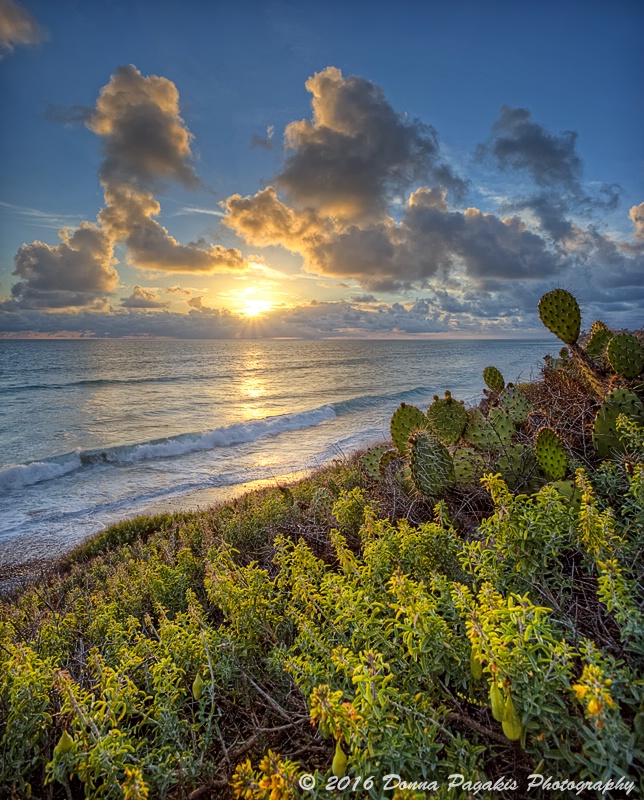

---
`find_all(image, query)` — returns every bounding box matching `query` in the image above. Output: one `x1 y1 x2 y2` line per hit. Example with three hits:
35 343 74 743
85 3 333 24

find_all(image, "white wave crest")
0 454 82 491
127 406 337 462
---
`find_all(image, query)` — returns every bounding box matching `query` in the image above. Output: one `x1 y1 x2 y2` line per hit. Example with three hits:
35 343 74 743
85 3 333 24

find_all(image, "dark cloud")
351 294 377 303
479 105 582 190
226 185 562 292
0 0 46 56
120 285 169 309
89 65 199 191
274 67 466 221
10 222 118 309
478 105 623 242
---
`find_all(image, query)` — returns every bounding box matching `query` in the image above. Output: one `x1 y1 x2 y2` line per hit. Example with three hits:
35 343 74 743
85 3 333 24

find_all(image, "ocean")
0 338 556 564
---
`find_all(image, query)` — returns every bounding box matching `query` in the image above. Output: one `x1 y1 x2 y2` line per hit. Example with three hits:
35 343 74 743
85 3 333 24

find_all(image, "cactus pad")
427 390 468 444
483 366 505 394
379 448 398 474
395 465 415 495
500 385 533 424
606 333 644 379
538 289 581 345
408 430 455 497
487 408 515 447
464 408 514 452
360 445 390 479
590 320 609 337
593 389 644 459
496 444 538 490
550 480 582 511
390 403 427 454
535 427 568 481
453 447 488 484
585 324 612 360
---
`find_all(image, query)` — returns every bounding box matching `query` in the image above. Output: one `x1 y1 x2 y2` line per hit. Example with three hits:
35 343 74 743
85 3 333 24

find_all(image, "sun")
243 298 273 317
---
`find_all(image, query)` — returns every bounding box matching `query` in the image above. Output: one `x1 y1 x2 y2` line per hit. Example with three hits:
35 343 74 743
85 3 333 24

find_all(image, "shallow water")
0 338 556 563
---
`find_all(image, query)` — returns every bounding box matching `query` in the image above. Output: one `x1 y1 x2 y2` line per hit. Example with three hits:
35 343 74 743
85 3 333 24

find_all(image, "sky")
0 0 642 339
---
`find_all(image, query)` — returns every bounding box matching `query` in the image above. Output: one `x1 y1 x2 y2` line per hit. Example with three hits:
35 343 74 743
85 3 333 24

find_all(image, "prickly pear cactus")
538 289 581 345
395 465 415 494
360 445 391 479
408 430 455 497
379 448 398 474
535 427 568 481
500 385 533 425
464 409 514 452
483 366 505 394
606 333 644 380
496 444 538 490
453 447 488 484
427 390 468 445
390 403 427 454
585 322 612 360
487 408 515 448
593 389 644 459
590 320 610 337
550 480 582 511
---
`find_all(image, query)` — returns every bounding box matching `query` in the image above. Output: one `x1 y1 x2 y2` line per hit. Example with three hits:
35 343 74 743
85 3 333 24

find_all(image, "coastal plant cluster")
1 291 643 799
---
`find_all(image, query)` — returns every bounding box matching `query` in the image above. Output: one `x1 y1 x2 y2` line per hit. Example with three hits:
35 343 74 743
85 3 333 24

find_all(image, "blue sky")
0 0 642 338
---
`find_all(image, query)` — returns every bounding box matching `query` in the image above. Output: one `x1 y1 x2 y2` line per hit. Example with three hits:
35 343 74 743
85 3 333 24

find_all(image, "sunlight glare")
243 298 272 316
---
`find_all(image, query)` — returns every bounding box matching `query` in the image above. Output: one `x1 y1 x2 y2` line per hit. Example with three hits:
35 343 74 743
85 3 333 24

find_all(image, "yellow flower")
572 684 589 700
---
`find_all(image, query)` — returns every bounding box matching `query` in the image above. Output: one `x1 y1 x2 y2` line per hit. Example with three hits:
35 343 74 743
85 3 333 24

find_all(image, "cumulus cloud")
225 184 562 292
187 296 204 309
0 0 46 56
165 285 192 296
120 285 169 309
99 186 245 273
10 223 118 309
222 73 569 294
4 65 642 330
479 105 582 189
223 83 641 309
477 105 622 241
351 294 377 303
274 66 465 221
89 65 199 191
8 65 246 309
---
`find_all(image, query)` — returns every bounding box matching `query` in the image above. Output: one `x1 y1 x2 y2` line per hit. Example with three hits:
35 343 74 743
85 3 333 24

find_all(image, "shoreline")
0 462 337 595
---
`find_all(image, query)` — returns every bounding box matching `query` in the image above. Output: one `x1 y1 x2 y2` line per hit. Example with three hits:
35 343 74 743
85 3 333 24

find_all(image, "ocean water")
0 338 556 564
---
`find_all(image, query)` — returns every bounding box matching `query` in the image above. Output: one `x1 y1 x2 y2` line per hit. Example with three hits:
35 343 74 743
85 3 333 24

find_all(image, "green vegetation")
1 291 643 799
